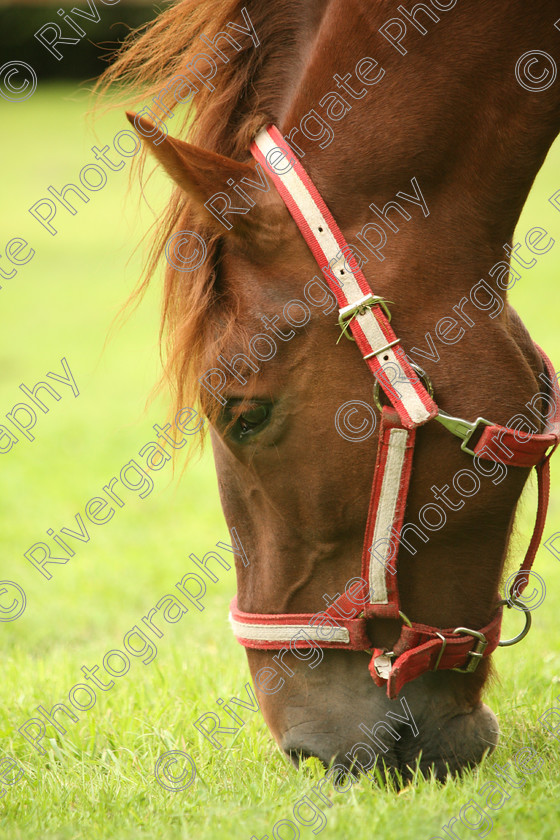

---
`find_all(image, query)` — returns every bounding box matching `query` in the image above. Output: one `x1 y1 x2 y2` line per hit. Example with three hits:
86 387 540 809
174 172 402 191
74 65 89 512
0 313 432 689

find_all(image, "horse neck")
277 1 560 298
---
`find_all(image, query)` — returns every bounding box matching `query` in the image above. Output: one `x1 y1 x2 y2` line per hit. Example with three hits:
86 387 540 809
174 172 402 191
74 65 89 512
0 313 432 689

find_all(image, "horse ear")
125 112 287 244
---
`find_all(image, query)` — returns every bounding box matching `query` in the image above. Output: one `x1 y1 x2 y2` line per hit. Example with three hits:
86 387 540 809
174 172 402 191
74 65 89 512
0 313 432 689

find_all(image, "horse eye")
238 404 270 432
222 400 272 441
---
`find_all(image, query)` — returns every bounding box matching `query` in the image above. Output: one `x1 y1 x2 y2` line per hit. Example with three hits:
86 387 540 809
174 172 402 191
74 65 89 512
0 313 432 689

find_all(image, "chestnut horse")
99 0 560 779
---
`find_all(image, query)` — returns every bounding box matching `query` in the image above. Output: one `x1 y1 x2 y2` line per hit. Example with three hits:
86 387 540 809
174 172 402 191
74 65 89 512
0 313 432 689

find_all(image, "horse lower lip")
280 701 499 781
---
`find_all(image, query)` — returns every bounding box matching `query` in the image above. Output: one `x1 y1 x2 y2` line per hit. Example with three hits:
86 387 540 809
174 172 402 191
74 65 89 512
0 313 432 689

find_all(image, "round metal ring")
497 597 532 647
373 362 434 413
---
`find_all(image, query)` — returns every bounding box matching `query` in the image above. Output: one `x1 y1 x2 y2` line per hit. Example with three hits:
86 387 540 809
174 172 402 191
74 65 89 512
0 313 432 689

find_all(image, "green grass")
0 83 560 840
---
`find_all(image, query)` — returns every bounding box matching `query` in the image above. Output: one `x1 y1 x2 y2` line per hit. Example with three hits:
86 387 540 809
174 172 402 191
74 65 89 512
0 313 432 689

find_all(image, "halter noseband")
229 124 560 699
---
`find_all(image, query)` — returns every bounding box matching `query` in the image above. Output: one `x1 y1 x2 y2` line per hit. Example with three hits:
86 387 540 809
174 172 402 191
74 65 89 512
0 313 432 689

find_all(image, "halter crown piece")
229 124 560 699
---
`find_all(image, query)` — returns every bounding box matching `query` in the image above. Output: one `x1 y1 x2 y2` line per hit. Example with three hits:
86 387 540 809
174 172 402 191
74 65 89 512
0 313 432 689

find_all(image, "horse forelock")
95 0 319 439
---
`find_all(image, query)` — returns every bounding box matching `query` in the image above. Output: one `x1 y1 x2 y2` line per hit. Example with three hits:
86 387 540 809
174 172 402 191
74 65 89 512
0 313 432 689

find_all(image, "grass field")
1 84 560 840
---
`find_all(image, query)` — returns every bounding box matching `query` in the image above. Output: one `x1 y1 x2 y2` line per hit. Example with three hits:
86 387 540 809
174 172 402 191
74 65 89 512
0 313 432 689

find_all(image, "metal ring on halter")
496 597 532 647
373 362 434 413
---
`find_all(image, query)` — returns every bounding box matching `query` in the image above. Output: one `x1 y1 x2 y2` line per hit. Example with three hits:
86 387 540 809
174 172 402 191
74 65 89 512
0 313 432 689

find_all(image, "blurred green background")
0 82 559 839
0 1 157 80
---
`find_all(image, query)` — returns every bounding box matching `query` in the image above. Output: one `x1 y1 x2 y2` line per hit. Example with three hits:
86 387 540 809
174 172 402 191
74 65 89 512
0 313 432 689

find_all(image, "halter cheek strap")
228 124 560 699
251 124 438 430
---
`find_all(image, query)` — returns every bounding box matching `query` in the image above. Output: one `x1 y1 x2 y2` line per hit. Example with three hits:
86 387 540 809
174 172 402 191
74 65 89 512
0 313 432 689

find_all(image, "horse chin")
412 702 500 782
279 700 499 784
252 653 500 784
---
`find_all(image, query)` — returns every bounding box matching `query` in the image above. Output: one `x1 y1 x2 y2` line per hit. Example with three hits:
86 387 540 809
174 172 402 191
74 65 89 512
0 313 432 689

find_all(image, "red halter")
229 124 560 699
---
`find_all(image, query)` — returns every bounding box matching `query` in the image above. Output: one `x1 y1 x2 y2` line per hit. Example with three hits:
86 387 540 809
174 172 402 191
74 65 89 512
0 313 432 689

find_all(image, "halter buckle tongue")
450 627 489 673
435 411 492 456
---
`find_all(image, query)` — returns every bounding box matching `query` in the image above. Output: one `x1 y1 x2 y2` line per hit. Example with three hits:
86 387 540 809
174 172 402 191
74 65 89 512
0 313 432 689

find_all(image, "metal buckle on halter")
435 411 493 457
337 294 392 341
372 611 411 679
373 651 395 680
433 632 447 672
450 627 489 673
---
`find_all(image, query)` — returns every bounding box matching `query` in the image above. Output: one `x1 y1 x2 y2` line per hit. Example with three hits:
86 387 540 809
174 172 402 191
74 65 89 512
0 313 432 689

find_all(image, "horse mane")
95 0 310 438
